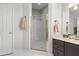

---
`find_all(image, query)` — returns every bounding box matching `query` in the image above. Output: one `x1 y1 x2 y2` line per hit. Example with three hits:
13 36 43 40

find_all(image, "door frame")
30 15 48 52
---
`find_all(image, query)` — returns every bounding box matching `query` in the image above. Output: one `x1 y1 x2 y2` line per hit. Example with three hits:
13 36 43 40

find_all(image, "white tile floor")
7 49 52 56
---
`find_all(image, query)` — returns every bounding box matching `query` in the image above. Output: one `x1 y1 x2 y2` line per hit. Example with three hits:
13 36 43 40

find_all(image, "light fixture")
73 5 78 10
69 4 74 8
38 3 41 5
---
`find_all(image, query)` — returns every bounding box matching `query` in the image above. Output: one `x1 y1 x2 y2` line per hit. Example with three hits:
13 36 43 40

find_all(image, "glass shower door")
31 15 48 51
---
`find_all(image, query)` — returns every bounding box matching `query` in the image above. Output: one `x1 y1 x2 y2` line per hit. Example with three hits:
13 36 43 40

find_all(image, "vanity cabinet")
53 39 65 56
53 39 79 56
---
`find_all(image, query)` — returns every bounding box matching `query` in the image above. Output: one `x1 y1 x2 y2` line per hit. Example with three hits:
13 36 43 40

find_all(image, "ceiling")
69 3 79 12
32 3 48 10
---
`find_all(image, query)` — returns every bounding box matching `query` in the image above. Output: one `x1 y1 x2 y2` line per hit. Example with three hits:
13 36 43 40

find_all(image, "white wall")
13 4 23 50
62 4 70 34
48 3 62 53
51 3 62 35
23 3 32 49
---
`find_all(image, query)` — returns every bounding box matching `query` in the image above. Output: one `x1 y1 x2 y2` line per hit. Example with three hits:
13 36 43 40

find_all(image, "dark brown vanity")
53 39 79 56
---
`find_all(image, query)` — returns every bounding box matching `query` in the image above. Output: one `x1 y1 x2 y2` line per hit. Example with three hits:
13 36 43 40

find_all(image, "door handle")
9 32 12 34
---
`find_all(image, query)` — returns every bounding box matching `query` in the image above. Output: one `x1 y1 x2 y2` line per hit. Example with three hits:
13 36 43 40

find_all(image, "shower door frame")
30 15 48 52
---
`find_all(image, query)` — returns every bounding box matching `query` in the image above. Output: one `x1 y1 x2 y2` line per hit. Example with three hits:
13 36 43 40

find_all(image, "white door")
0 5 13 55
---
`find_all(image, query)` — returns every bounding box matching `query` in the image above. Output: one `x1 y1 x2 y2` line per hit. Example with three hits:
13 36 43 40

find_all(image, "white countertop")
53 35 79 45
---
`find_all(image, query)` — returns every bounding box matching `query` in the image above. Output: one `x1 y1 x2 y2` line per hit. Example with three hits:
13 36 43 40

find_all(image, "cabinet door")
65 42 79 56
53 39 65 56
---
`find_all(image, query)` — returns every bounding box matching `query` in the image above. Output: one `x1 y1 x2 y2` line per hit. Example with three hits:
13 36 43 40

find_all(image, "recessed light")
38 3 41 5
69 4 74 8
73 6 78 10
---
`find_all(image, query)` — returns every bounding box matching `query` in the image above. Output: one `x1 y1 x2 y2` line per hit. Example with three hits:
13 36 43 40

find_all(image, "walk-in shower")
31 3 48 51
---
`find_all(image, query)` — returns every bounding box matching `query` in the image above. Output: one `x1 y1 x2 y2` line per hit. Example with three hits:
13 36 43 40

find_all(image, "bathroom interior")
1 3 79 56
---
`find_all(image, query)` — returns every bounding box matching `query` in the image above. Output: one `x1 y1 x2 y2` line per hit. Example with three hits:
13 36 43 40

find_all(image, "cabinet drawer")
57 50 65 56
53 39 64 46
53 44 65 52
53 43 58 49
65 42 79 56
53 49 64 56
53 49 58 56
58 46 65 52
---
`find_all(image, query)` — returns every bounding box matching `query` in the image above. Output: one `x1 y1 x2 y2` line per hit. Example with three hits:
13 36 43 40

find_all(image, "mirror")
62 3 79 38
62 3 70 36
69 4 78 35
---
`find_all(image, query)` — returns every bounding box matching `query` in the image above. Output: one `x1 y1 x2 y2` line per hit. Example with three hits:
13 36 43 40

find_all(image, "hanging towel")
53 20 59 33
66 22 68 33
21 16 26 30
